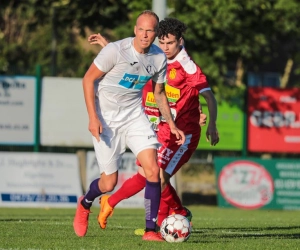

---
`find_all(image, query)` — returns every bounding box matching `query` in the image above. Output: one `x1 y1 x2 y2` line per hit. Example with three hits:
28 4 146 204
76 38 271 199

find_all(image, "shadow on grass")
194 225 300 231
189 226 300 241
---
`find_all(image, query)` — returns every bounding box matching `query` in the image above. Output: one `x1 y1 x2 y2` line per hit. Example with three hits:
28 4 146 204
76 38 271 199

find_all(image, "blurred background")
0 0 299 210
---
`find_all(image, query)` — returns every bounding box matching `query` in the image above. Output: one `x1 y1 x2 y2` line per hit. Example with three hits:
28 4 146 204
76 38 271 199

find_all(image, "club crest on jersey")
146 65 152 74
169 68 176 79
119 73 151 89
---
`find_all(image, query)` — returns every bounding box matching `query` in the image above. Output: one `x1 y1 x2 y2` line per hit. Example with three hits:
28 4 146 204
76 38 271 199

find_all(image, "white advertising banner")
0 152 82 208
0 76 36 145
86 151 176 208
40 77 92 147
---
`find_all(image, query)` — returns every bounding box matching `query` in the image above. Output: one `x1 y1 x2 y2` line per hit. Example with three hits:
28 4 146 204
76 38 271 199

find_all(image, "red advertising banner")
248 87 300 153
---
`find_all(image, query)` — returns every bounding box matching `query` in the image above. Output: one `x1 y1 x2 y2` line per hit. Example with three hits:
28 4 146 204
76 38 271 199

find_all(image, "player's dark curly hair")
157 18 187 40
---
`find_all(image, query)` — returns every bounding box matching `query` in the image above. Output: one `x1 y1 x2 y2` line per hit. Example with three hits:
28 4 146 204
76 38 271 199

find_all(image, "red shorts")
136 132 200 177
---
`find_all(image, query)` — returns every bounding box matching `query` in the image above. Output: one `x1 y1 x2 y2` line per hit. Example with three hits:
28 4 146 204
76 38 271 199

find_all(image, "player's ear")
179 37 184 46
134 25 137 36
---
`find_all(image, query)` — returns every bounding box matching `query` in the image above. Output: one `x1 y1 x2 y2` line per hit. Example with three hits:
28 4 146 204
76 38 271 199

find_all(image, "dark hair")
137 10 159 24
157 18 187 40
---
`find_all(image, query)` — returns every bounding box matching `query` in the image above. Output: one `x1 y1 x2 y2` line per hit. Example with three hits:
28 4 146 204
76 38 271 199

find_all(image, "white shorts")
93 112 159 175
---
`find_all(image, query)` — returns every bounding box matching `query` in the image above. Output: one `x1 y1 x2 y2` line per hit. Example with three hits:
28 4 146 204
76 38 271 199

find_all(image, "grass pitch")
0 205 299 250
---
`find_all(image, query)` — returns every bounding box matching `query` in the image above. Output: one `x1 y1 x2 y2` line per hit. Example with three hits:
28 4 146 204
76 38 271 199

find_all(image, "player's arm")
88 33 109 47
200 90 219 146
82 63 106 142
152 81 185 145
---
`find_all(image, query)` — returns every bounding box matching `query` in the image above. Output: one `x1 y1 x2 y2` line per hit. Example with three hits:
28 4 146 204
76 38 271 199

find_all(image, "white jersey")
93 37 167 122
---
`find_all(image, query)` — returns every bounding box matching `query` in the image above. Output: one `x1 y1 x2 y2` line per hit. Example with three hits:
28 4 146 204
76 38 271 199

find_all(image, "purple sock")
144 180 161 231
81 178 103 209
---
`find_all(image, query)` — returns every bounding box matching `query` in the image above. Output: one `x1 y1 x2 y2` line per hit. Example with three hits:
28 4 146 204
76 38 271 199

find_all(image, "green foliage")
0 0 300 95
169 0 300 103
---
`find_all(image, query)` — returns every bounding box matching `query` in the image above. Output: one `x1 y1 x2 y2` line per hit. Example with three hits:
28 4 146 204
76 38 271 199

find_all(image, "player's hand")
89 117 103 142
206 123 219 146
170 125 186 145
88 33 109 47
199 110 207 127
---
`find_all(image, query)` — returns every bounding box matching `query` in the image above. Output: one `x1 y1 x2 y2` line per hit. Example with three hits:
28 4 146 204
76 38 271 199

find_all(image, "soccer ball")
160 214 192 243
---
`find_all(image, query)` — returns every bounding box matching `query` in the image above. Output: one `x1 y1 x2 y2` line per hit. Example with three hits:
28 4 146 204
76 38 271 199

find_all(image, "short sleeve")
182 59 210 92
152 55 167 84
93 43 118 73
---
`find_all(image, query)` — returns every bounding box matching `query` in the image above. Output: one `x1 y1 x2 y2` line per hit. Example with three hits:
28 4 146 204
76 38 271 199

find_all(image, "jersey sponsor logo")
119 73 151 89
160 108 176 123
157 147 174 161
161 147 174 157
147 115 161 131
158 159 166 164
148 135 156 139
165 83 180 103
169 68 176 79
145 83 180 107
145 92 157 107
130 62 138 66
144 106 159 113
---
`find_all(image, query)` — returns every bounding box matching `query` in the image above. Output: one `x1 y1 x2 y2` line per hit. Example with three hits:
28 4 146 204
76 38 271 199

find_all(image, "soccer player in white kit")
73 10 185 241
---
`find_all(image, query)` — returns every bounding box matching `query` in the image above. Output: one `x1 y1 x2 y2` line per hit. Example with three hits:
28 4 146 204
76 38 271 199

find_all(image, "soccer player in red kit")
90 18 219 231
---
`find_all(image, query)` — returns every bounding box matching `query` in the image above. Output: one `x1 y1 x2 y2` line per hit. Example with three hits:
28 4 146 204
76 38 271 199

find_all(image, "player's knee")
99 178 117 192
101 182 116 192
144 165 160 181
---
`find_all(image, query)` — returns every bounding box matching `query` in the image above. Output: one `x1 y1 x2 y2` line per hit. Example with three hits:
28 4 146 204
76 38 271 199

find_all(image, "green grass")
0 206 300 250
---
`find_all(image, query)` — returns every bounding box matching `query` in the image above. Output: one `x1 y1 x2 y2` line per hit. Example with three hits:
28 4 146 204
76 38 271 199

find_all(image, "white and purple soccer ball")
160 214 192 243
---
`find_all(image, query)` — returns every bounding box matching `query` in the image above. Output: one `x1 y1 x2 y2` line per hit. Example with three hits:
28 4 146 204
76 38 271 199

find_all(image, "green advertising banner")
215 157 300 210
198 98 244 150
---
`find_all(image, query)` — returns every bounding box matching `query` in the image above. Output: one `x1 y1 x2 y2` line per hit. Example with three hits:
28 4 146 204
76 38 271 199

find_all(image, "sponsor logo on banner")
248 87 300 153
0 77 36 144
0 152 82 208
218 160 274 209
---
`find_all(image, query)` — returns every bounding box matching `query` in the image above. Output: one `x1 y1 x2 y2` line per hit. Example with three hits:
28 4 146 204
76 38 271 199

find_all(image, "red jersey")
143 48 210 134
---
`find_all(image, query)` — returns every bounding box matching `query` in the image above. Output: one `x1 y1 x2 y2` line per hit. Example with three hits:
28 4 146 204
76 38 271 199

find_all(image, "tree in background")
0 0 137 76
170 0 300 105
0 0 299 101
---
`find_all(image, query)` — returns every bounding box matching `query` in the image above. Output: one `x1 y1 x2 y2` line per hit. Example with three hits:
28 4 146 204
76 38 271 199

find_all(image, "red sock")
157 199 169 227
161 183 186 216
108 173 146 207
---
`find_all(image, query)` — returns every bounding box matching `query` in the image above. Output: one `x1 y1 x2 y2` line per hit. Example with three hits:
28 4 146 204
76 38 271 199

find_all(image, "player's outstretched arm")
152 81 185 145
201 90 219 146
